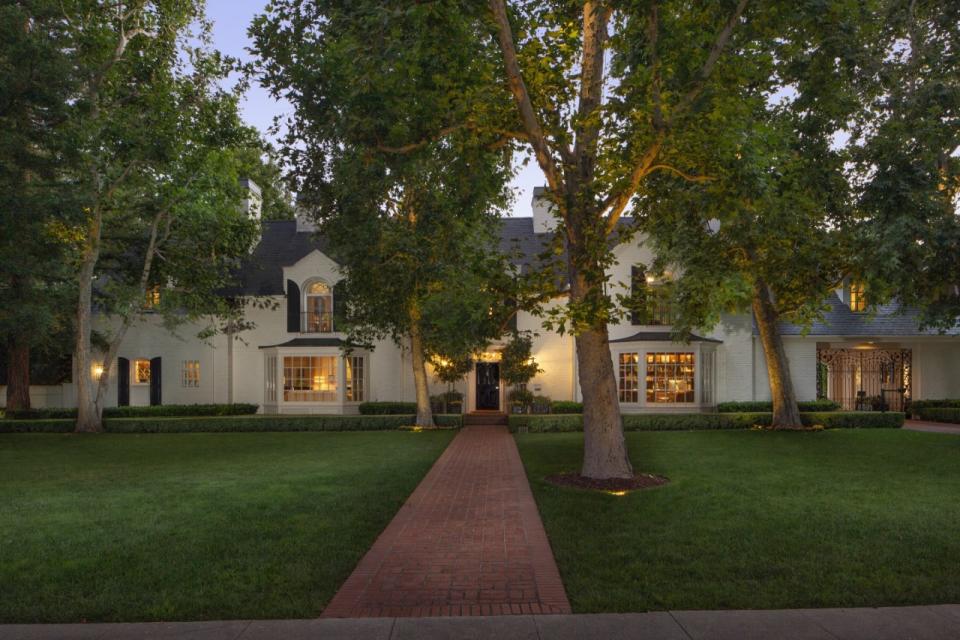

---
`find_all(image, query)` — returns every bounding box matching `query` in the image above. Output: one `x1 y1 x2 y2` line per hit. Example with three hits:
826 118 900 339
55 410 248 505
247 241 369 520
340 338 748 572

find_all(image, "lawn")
516 429 960 613
0 430 453 623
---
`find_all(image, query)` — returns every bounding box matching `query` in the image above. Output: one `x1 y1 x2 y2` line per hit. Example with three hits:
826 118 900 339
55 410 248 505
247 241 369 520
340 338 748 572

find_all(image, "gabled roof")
226 220 331 296
774 293 960 338
609 331 721 344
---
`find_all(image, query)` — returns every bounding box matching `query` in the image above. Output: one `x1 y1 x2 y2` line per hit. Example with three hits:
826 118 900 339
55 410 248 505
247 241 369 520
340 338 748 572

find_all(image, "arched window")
304 280 333 332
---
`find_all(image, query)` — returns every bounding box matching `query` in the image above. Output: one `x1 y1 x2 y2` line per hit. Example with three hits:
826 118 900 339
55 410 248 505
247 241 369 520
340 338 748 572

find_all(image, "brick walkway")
321 425 571 618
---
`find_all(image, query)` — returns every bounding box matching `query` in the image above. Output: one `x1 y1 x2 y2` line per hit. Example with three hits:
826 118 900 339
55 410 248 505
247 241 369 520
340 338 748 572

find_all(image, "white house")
6 189 960 413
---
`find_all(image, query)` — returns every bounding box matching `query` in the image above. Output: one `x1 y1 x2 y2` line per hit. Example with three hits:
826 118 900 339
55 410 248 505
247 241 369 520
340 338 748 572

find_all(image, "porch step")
463 412 508 426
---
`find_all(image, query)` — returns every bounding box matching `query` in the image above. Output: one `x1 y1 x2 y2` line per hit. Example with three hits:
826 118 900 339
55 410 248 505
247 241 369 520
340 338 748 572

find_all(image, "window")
144 286 161 309
630 267 674 326
700 350 715 406
265 356 277 402
283 355 337 402
181 360 200 388
618 352 640 403
646 352 695 403
133 359 151 384
346 356 364 402
304 281 333 333
849 281 866 312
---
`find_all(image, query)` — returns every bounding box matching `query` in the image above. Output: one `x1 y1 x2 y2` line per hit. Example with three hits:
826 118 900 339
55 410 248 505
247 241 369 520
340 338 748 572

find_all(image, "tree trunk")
5 338 31 412
74 255 103 433
752 279 803 429
576 325 634 479
408 314 434 428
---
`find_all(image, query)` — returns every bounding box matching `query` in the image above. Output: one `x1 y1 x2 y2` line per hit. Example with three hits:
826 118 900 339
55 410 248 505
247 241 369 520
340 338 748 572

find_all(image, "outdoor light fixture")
91 363 104 380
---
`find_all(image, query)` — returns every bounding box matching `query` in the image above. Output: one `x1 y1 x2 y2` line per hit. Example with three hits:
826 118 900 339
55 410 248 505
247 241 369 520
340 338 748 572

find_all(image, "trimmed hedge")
914 407 960 424
717 400 841 413
910 399 960 411
550 401 583 414
0 413 464 434
509 411 905 433
3 403 259 420
358 402 418 415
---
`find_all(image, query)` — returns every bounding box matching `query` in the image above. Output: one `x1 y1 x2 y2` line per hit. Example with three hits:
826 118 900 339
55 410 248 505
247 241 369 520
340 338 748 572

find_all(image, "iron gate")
816 348 912 411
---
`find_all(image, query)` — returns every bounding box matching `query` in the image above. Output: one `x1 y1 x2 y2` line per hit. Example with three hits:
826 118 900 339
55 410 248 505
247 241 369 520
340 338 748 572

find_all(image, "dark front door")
476 362 500 410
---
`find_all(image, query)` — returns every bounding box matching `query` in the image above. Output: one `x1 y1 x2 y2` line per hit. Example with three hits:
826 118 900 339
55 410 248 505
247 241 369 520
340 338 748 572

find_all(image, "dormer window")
849 281 866 313
304 280 333 333
144 286 161 309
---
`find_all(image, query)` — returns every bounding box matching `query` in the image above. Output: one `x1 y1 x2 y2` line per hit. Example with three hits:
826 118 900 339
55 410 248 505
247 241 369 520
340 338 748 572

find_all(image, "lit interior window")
849 281 866 312
181 360 200 388
646 352 695 403
134 359 151 384
618 352 639 403
283 355 337 402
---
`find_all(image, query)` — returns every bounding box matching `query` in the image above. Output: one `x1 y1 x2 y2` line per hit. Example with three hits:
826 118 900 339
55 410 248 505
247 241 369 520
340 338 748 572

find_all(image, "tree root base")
546 471 669 493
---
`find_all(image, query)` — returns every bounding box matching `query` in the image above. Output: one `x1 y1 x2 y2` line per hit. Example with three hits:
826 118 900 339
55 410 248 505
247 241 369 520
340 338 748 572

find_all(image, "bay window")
283 355 338 402
646 352 695 403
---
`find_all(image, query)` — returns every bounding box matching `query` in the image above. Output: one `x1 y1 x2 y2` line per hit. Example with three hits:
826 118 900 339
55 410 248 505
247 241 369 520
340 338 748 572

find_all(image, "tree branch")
673 0 749 121
487 0 565 196
646 164 714 182
572 2 613 184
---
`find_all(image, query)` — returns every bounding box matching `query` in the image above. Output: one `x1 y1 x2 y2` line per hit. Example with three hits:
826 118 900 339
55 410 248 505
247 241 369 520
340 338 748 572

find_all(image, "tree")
56 3 262 432
0 0 78 411
641 110 853 428
252 1 514 428
500 331 541 412
852 0 960 326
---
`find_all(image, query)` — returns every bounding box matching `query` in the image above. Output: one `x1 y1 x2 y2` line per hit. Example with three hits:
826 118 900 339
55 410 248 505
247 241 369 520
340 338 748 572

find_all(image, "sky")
206 0 542 217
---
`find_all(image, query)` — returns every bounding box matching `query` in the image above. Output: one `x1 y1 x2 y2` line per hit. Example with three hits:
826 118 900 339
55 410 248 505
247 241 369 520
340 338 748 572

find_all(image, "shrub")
550 401 583 414
0 414 464 434
910 399 960 411
358 402 418 415
3 404 259 420
507 388 535 405
509 411 904 433
717 399 841 413
914 407 960 424
433 414 463 428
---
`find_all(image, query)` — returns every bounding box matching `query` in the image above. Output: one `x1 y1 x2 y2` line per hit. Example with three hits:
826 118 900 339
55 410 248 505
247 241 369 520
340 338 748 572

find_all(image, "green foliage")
428 355 473 385
852 1 960 328
910 399 960 411
913 408 960 424
718 400 841 413
500 332 541 387
3 404 259 420
551 401 584 414
509 412 904 433
0 413 463 433
358 402 418 415
252 0 516 368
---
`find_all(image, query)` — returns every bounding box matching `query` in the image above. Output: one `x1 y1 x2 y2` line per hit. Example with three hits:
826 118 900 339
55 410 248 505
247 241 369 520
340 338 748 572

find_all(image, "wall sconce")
91 363 105 380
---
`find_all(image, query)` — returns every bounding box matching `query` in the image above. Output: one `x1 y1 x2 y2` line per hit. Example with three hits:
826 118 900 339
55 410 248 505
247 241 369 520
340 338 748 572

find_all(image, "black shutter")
149 357 162 406
332 279 348 332
117 357 130 406
287 279 301 332
630 266 647 325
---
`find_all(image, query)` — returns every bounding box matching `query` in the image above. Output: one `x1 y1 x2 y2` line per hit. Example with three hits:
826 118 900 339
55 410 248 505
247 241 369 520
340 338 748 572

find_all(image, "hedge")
0 413 463 434
509 411 905 433
550 401 583 414
3 403 259 420
910 399 960 411
358 402 418 415
913 407 960 424
717 399 841 413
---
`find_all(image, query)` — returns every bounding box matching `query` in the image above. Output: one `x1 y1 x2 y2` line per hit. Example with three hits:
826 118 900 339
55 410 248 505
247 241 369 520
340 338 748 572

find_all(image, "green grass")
0 430 453 623
516 429 960 612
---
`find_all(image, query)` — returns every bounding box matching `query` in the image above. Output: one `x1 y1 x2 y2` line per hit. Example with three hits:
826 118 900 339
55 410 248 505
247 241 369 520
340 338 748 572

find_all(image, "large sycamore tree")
252 1 514 428
853 0 960 327
57 1 265 432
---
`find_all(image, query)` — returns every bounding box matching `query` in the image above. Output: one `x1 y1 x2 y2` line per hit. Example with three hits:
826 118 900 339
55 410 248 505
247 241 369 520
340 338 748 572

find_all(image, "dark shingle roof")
609 331 721 344
227 220 331 296
774 293 960 337
258 337 346 348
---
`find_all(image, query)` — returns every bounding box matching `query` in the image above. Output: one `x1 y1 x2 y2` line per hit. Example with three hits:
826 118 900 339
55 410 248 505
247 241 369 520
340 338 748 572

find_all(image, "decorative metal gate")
816 348 912 411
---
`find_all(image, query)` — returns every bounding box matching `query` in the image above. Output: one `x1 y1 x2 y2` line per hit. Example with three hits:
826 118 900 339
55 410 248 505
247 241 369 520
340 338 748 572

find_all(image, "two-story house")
6 188 960 413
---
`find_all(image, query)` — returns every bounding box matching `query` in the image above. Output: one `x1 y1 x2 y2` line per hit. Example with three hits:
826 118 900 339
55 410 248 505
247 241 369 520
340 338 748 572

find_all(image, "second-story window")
631 266 675 326
849 281 866 312
305 281 333 332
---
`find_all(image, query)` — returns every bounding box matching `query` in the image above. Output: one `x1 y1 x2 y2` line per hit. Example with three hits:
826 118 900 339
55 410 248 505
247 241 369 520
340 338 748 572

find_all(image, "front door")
476 362 500 410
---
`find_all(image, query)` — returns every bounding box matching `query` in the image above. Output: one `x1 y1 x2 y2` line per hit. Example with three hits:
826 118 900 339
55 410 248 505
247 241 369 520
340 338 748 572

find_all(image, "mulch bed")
545 471 669 493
